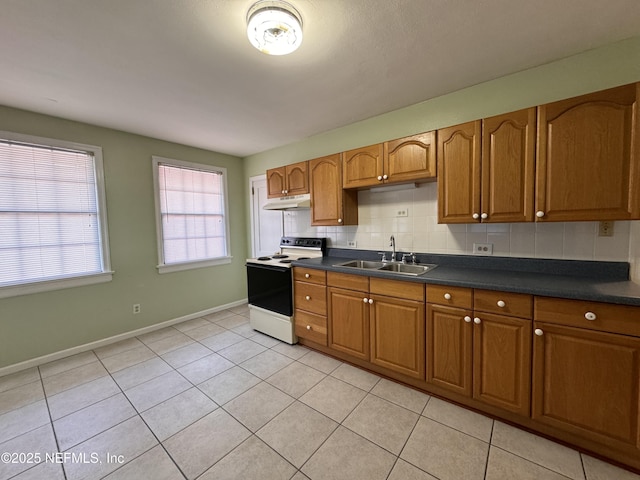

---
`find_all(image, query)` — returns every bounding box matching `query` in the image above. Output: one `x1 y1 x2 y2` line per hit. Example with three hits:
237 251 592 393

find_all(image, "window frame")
152 156 232 274
0 130 113 299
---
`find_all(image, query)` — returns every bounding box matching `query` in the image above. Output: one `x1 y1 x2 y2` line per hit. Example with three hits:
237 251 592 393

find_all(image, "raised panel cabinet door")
437 121 482 223
342 144 384 189
266 166 286 198
472 313 531 416
383 131 436 184
482 108 536 223
536 82 640 221
285 161 309 196
328 287 370 360
426 304 473 396
532 322 640 450
370 295 425 379
310 154 359 226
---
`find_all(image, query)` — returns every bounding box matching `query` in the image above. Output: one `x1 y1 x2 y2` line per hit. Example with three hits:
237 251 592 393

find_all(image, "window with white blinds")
152 156 231 273
0 131 112 297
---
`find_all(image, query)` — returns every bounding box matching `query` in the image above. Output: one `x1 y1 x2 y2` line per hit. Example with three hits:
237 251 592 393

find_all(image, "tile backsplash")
284 183 637 273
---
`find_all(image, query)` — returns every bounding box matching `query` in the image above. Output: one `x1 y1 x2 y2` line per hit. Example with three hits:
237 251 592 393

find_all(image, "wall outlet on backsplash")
347 240 357 247
396 208 408 217
473 243 493 255
599 221 614 237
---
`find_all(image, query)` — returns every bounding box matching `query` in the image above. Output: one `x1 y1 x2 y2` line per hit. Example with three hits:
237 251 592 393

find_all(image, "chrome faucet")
389 235 396 262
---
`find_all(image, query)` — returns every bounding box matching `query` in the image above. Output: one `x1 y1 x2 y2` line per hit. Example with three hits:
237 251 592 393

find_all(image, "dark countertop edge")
292 256 640 307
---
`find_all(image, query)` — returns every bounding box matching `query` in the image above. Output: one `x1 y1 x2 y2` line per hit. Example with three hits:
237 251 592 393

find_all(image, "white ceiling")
1 0 639 158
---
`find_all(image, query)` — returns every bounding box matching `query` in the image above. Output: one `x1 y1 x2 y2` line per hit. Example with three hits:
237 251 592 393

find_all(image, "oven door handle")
246 262 290 273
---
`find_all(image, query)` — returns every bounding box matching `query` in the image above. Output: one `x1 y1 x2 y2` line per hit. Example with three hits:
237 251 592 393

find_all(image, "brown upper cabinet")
536 83 640 221
342 132 437 189
266 161 309 198
309 154 358 226
438 108 536 223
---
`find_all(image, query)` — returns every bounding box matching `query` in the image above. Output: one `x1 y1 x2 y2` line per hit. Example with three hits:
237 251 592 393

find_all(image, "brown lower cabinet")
295 268 640 472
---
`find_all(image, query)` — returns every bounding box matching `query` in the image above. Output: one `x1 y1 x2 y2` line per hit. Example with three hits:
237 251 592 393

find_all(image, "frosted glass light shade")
247 1 303 55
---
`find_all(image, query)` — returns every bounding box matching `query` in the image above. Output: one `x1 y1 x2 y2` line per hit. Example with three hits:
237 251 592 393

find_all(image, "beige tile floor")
1 303 638 480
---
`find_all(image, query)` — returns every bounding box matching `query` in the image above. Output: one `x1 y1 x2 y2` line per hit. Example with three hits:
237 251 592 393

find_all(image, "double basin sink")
333 259 437 276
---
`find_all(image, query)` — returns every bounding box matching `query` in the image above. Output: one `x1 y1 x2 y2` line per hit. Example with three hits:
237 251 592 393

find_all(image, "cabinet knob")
305 295 311 301
368 298 374 304
535 328 544 336
481 213 488 219
382 174 388 180
363 297 368 303
585 311 597 321
337 218 343 223
473 317 481 324
306 325 311 330
281 190 286 194
536 211 545 218
497 300 506 308
305 273 310 278
472 213 480 220
444 293 452 300
377 175 383 181
464 316 472 323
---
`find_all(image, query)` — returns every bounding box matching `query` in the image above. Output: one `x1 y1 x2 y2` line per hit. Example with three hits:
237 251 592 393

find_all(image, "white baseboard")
0 298 248 377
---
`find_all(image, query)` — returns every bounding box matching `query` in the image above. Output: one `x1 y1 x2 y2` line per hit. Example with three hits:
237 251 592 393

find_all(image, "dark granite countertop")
292 250 640 307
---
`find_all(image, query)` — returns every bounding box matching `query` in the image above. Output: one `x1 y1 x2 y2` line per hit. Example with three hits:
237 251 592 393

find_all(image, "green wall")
243 36 640 244
0 108 247 368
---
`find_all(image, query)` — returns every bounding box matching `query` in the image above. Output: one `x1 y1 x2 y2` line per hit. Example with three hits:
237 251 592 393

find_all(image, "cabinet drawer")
370 277 424 301
474 289 532 318
427 285 473 309
327 271 369 292
294 267 326 285
294 282 327 315
534 297 640 337
295 309 327 345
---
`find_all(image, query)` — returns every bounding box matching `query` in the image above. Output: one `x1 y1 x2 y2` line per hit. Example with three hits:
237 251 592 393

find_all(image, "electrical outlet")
473 243 493 255
133 304 141 314
347 240 357 248
598 221 614 237
396 208 408 217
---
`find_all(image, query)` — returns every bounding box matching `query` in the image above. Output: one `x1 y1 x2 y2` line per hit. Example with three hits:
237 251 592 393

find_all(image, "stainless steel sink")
333 260 437 276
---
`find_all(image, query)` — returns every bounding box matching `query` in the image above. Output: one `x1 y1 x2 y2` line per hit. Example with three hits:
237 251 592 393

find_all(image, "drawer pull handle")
306 325 311 330
472 213 480 220
305 273 310 278
585 311 597 321
444 293 452 300
305 295 311 301
473 317 481 324
368 298 374 304
535 328 544 336
377 175 383 181
363 297 368 303
536 211 545 218
464 316 472 323
497 300 506 308
481 213 488 220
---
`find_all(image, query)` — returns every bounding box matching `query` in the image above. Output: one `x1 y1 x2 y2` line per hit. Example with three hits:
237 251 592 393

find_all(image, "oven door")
246 263 293 317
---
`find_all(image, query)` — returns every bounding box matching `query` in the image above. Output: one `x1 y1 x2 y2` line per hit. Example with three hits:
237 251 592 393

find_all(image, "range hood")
263 193 311 210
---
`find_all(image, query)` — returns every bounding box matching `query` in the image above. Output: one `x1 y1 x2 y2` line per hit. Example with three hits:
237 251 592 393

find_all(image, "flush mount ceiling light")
246 0 303 55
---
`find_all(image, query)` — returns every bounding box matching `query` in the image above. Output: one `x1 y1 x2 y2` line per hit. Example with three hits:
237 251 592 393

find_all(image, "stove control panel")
280 237 327 251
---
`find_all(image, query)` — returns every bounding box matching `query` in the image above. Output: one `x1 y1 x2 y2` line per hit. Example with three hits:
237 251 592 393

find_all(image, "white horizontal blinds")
158 163 227 264
0 140 102 286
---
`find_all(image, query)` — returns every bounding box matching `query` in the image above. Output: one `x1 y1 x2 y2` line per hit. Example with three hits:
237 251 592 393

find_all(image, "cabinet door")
437 121 482 223
370 295 425 379
426 304 473 396
266 166 286 198
532 322 640 450
482 108 536 223
473 313 531 416
384 132 436 184
309 154 358 226
536 82 640 221
328 287 370 360
285 161 309 196
342 144 384 189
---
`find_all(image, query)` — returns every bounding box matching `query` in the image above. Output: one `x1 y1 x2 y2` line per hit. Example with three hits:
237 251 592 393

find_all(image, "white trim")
157 256 232 274
0 272 114 299
151 155 232 273
0 298 248 377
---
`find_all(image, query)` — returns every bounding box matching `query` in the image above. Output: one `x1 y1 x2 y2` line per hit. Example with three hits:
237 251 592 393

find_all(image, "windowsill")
157 256 233 274
0 272 114 299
